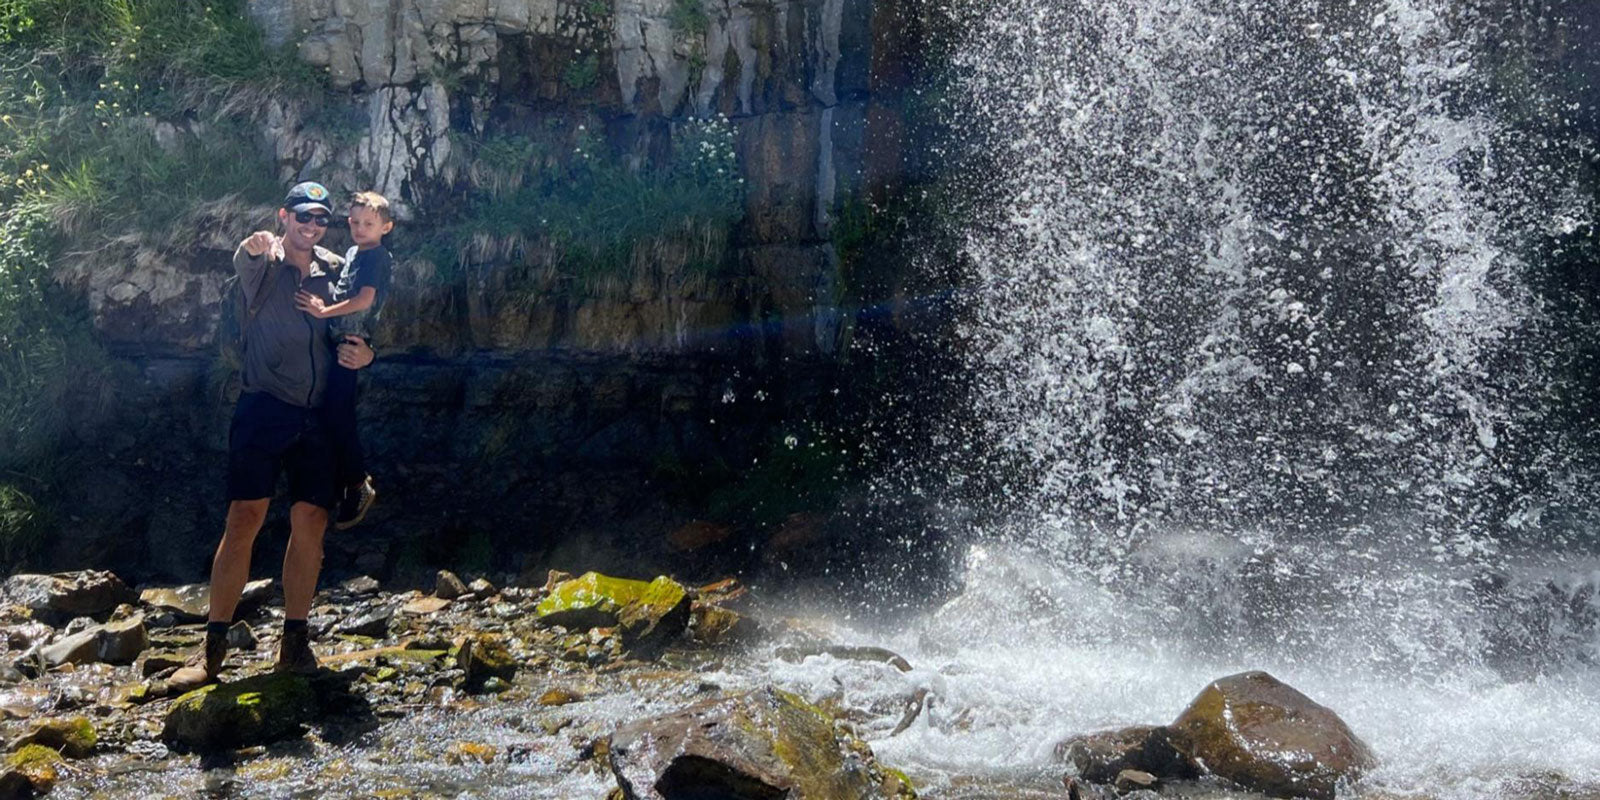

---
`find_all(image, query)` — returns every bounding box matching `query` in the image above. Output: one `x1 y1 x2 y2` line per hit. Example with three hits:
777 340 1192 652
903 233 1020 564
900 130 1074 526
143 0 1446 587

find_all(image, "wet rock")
775 645 912 672
1115 770 1158 793
0 769 30 799
139 651 186 678
338 605 395 638
3 624 52 651
468 578 499 598
3 571 136 622
162 672 317 752
435 571 468 601
690 604 759 646
4 745 61 794
696 578 750 609
458 635 516 691
40 615 148 667
340 576 381 597
536 573 691 658
401 596 451 616
610 686 915 800
1167 671 1374 800
225 621 257 651
538 688 581 706
138 585 208 621
1055 725 1196 784
139 579 273 622
446 740 498 764
6 716 96 758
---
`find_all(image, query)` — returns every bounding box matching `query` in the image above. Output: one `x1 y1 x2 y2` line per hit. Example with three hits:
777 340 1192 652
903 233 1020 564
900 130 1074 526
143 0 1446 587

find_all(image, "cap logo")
306 185 328 201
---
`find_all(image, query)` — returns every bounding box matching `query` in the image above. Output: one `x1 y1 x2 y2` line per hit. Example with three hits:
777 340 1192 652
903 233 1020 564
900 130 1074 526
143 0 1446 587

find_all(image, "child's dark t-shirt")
331 245 390 341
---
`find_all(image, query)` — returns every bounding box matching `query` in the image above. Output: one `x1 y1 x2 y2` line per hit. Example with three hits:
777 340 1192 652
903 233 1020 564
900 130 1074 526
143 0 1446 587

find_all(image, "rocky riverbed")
0 568 1595 800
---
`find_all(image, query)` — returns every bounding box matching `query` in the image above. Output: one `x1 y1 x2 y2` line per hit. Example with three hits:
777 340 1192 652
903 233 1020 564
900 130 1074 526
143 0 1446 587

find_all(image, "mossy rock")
534 572 656 628
459 635 516 690
5 744 63 793
1167 671 1374 800
8 715 96 758
609 686 915 799
161 672 318 752
536 572 691 658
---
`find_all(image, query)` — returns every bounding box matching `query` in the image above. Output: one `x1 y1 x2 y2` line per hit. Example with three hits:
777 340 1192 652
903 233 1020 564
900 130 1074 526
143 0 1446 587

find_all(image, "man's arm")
234 231 279 305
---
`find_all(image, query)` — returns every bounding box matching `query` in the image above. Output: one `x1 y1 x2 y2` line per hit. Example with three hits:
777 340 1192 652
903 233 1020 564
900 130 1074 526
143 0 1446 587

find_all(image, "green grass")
0 482 45 570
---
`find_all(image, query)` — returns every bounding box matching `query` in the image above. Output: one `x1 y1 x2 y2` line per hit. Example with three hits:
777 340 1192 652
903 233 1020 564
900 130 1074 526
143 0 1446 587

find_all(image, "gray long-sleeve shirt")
233 244 344 409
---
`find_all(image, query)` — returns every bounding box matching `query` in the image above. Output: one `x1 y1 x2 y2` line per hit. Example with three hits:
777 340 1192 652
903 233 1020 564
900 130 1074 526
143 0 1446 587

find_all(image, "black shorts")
227 391 338 510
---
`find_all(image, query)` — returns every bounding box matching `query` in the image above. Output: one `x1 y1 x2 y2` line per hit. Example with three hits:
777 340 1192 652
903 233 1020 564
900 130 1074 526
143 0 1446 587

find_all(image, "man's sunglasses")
293 210 332 227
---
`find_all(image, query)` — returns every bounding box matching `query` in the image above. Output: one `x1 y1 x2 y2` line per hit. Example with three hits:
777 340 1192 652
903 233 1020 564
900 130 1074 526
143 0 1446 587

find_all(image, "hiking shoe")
168 633 227 689
273 627 321 675
334 476 377 531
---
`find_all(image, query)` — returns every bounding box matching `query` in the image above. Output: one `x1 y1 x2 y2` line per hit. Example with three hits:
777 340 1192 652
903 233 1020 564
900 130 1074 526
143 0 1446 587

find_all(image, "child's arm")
295 286 376 319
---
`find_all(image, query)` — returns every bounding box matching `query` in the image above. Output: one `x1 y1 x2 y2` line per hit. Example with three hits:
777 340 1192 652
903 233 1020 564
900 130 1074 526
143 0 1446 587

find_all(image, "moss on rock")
535 572 691 657
161 672 317 752
6 744 63 793
8 715 96 759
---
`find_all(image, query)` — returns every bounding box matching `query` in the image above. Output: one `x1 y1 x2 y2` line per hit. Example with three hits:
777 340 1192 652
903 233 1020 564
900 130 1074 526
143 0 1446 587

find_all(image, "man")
171 182 375 687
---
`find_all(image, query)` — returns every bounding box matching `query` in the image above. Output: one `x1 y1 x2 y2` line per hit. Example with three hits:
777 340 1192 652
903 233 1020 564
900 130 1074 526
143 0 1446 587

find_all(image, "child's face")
348 206 393 248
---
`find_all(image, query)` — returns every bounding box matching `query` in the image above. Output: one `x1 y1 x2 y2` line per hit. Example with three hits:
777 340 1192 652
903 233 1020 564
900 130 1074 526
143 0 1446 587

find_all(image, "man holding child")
170 181 382 687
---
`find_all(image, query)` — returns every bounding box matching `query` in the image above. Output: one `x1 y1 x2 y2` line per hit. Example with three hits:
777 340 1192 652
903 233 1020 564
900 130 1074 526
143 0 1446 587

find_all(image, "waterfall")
873 3 1600 796
953 0 1590 538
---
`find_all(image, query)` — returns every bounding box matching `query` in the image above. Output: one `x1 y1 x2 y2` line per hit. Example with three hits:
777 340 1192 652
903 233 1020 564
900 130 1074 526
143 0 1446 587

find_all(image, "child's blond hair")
349 191 393 223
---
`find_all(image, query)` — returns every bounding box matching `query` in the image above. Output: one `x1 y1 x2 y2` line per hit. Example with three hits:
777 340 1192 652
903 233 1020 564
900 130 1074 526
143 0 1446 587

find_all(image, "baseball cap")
283 181 333 214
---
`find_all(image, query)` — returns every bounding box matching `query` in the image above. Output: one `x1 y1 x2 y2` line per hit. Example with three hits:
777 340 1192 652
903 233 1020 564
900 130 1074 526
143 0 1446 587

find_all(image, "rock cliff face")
45 0 931 583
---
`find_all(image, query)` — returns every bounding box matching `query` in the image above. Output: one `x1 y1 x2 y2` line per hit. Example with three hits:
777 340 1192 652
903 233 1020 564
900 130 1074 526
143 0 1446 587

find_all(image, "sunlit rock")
608 686 916 800
40 615 148 667
535 572 690 657
3 572 136 622
161 673 317 752
3 745 61 795
1167 671 1375 800
6 716 96 759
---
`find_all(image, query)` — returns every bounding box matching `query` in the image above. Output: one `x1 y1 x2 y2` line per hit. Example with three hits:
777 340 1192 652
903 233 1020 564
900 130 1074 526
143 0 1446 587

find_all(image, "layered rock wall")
44 0 925 582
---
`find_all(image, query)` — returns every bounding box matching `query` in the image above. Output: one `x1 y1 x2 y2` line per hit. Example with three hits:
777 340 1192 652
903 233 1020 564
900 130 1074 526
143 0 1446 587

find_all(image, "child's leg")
323 364 366 490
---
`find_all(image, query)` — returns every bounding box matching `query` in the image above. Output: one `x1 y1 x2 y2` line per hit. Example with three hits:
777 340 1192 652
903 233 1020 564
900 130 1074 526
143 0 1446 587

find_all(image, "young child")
295 190 393 529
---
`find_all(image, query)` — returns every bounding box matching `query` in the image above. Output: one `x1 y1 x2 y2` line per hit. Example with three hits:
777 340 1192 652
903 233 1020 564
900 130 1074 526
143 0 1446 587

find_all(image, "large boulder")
1166 671 1375 800
3 572 136 621
1055 725 1196 784
161 673 318 752
609 687 916 800
535 573 691 658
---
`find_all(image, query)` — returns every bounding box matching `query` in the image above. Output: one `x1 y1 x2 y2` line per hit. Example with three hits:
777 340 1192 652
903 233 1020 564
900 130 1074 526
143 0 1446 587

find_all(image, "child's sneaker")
334 475 377 530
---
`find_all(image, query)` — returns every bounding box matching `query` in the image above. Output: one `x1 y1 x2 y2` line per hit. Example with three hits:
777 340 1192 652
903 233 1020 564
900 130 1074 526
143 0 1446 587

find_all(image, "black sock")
206 621 230 640
283 619 308 634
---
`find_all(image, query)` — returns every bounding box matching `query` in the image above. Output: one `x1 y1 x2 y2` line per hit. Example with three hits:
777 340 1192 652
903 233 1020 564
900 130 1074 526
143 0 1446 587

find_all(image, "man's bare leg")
282 501 328 620
276 501 327 674
207 499 270 623
169 499 269 687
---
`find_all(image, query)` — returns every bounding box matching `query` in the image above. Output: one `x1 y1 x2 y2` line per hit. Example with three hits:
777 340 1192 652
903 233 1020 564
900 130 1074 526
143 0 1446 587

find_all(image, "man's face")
278 207 331 252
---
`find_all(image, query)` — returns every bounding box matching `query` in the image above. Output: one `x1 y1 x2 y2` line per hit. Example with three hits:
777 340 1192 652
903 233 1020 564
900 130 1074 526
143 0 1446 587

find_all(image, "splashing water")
862 0 1600 797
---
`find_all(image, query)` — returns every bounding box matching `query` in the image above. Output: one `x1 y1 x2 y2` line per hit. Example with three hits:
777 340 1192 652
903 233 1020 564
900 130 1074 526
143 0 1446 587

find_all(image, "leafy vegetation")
667 0 708 36
426 115 745 290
